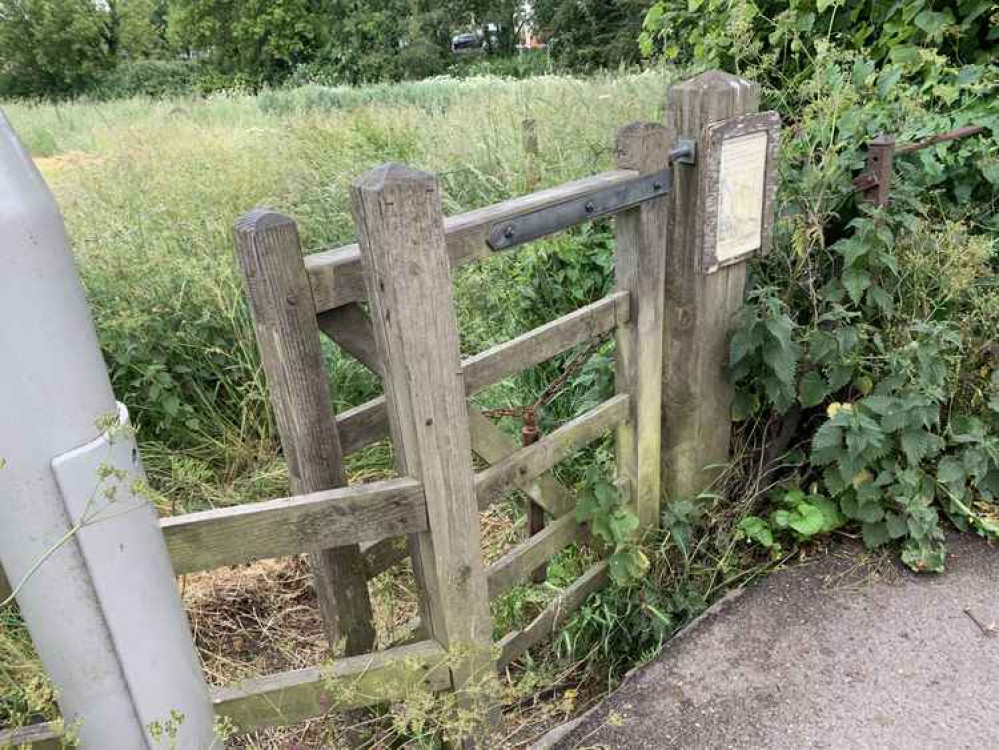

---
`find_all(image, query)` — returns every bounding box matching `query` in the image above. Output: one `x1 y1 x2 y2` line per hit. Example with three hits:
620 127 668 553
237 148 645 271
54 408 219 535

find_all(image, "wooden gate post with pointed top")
661 71 768 502
234 210 376 656
350 165 495 715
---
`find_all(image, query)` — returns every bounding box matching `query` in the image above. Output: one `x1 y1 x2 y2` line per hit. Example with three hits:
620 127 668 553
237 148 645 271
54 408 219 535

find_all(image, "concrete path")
551 535 999 750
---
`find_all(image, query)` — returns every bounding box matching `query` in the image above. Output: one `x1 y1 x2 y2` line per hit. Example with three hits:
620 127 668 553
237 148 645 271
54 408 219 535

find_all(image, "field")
1 69 680 747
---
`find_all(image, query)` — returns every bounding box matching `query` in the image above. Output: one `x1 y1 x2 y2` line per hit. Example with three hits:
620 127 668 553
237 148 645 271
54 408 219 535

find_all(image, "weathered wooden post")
350 165 495 720
235 211 376 655
661 71 779 501
614 122 670 530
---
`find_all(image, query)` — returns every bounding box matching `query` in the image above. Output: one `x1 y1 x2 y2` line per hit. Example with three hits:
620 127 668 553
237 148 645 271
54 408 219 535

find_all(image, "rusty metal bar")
895 125 986 155
853 125 985 204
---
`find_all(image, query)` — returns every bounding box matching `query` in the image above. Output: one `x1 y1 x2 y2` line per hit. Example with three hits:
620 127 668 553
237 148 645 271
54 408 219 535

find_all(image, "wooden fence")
1 70 776 746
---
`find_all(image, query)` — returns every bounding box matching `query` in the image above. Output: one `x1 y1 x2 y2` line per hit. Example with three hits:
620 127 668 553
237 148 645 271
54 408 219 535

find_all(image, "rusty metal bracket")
488 168 672 251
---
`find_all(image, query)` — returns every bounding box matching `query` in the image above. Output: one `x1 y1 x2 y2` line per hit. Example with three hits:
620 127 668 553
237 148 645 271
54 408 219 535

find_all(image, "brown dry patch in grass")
182 556 328 686
180 500 556 748
33 151 104 173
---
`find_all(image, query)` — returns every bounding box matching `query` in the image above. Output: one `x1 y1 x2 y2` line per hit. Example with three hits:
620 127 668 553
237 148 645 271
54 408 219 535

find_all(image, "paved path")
550 535 999 750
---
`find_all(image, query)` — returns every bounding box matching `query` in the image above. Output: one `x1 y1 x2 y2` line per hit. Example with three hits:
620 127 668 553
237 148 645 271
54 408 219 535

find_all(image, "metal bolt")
653 181 663 191
584 201 595 214
503 225 515 239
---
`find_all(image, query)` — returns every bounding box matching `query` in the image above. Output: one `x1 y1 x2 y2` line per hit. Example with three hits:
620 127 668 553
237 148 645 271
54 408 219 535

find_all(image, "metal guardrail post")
0 112 216 748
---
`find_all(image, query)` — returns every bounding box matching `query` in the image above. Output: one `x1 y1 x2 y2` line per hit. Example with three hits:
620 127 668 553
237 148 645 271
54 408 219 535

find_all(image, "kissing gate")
0 71 778 747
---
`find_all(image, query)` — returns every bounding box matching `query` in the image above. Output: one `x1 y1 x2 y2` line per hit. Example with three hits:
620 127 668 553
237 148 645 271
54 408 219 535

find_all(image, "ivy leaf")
798 371 830 408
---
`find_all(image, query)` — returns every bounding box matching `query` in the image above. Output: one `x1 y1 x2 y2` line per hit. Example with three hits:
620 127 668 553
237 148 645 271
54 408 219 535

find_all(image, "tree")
533 0 651 70
0 0 112 97
166 0 326 83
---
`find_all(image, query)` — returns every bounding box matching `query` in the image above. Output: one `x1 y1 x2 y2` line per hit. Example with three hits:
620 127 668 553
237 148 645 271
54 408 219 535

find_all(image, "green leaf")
789 503 826 537
900 428 942 466
739 516 774 548
842 267 872 305
862 521 889 548
885 512 909 539
937 456 966 485
799 371 830 408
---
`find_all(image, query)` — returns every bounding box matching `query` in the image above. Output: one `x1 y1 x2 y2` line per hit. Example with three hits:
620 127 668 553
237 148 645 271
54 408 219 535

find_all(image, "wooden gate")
170 120 671 732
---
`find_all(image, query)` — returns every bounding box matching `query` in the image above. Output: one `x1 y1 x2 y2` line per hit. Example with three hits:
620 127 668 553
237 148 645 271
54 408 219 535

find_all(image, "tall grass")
2 69 672 506
0 70 679 734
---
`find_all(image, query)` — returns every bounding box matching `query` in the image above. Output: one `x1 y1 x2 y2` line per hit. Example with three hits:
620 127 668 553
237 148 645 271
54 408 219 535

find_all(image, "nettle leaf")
842 267 872 305
867 285 894 316
936 456 966 485
899 428 943 466
811 422 843 465
798 371 829 408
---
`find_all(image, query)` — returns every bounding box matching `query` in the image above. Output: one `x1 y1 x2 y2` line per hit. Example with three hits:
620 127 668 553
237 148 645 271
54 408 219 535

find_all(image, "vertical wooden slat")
234 210 375 655
350 165 494 699
614 122 670 530
661 71 760 502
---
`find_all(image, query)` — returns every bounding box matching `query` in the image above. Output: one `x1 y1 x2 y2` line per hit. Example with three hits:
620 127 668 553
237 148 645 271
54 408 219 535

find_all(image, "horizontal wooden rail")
212 639 450 730
486 512 587 599
496 561 609 669
305 169 639 313
0 721 63 750
163 477 425 576
475 394 630 508
336 295 631 458
464 291 629 394
468 408 573 518
336 395 390 456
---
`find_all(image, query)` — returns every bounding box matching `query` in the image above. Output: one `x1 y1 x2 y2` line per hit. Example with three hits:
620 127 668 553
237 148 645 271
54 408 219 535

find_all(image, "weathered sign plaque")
699 111 781 273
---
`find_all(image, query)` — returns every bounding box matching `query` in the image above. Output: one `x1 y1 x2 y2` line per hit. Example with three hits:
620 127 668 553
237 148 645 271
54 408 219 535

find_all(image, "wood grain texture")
614 122 670 531
163 478 425 575
463 291 629 394
351 164 493 691
661 72 760 503
360 537 408 578
475 394 630 508
333 292 629 458
0 721 63 750
234 209 375 654
317 302 383 374
309 169 639 313
467 408 574 517
211 640 450 731
485 512 586 600
496 561 608 669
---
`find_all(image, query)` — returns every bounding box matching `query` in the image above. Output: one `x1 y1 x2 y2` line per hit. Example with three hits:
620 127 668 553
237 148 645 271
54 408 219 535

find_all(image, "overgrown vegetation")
1 0 997 744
